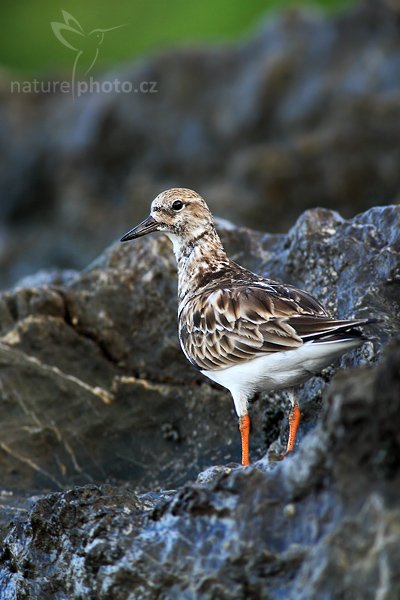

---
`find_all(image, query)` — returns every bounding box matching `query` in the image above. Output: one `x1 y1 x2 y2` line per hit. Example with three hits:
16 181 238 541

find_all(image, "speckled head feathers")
150 188 213 240
120 188 215 245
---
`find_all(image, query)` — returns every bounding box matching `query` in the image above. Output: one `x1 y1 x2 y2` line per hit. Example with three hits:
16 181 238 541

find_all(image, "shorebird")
121 188 370 466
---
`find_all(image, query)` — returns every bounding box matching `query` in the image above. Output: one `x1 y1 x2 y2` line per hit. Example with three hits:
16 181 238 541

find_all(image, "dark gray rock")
0 204 398 498
1 0 400 287
0 230 264 496
1 339 400 599
0 202 399 596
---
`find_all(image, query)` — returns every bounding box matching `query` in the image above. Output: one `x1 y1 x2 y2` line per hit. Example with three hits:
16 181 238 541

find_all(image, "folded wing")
179 284 367 371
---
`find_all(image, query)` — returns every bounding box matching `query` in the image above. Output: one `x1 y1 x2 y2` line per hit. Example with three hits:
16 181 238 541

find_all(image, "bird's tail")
291 316 377 344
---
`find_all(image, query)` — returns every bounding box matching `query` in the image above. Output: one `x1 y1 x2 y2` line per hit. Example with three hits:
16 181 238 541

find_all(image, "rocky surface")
0 202 399 597
0 204 398 496
1 0 400 287
1 341 400 599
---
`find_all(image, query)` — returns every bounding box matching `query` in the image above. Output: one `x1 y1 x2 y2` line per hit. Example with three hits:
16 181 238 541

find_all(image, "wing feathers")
179 284 367 371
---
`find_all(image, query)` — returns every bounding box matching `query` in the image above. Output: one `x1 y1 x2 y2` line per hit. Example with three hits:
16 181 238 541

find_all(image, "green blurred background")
1 0 354 75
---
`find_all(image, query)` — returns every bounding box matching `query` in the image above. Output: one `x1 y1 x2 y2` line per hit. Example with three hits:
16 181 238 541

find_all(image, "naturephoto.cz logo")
10 10 158 99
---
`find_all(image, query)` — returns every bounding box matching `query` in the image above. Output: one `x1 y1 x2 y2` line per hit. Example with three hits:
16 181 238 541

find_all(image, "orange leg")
283 401 301 456
239 414 251 466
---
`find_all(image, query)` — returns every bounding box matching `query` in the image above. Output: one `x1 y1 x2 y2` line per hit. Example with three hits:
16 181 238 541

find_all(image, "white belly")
201 338 360 405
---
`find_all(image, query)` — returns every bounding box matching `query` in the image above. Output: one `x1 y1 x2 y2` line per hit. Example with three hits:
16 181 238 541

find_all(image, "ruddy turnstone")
121 188 371 466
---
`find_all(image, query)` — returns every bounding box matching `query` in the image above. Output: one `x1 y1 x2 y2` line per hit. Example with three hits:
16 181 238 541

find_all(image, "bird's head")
120 188 214 247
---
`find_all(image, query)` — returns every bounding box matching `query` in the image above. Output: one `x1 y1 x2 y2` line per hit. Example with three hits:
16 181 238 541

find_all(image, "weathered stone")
1 340 400 599
0 204 398 498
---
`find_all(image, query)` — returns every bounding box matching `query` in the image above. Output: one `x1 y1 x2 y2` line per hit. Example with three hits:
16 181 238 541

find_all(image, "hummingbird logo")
51 10 126 97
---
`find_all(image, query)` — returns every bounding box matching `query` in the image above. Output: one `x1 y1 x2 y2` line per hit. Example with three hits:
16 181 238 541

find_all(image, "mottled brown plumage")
121 188 371 465
179 283 331 371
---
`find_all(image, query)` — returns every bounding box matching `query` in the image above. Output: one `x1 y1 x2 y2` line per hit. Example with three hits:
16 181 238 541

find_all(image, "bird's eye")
172 200 184 211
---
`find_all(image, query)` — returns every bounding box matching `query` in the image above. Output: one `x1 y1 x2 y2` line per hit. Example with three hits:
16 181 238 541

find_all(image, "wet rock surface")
0 203 399 597
1 0 400 287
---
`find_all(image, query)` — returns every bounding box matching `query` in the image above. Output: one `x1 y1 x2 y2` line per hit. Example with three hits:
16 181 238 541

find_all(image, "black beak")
120 215 160 242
